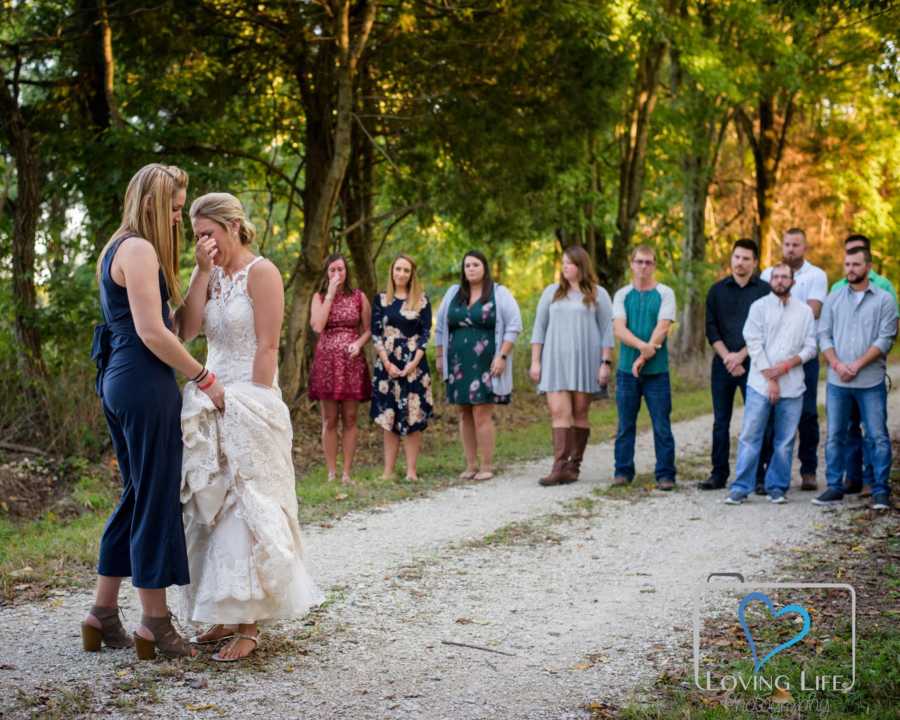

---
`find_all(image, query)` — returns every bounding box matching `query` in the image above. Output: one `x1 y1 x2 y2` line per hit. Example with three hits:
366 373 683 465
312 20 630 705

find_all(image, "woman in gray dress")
530 245 614 486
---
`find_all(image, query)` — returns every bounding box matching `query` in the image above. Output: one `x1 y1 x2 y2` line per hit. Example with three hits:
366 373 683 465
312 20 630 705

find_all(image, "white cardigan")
434 283 523 397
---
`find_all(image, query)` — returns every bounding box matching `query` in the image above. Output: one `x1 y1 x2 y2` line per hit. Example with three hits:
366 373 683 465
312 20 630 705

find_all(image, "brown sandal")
211 633 260 663
81 605 133 651
133 612 196 660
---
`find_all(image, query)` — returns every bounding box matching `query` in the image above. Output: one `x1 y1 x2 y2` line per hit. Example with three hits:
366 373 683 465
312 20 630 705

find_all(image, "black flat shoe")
699 477 726 491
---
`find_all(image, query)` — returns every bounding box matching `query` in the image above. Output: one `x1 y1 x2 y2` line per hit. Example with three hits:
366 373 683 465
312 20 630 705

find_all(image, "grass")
0 463 116 600
0 371 711 602
13 684 96 719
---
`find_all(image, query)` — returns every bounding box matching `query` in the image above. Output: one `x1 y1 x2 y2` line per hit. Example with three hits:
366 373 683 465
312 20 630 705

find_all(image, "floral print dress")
446 290 510 405
370 293 434 435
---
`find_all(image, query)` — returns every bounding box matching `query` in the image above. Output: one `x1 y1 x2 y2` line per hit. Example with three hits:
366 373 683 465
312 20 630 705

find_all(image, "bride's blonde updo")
189 192 257 245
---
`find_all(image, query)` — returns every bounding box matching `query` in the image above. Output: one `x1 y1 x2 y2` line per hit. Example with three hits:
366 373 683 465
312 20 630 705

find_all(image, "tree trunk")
0 79 47 380
342 60 377 300
608 33 669 290
736 92 795 265
280 0 378 408
75 0 124 252
670 22 731 357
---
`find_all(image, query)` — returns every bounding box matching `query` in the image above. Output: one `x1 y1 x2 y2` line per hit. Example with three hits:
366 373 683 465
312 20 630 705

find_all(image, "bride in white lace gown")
176 192 322 661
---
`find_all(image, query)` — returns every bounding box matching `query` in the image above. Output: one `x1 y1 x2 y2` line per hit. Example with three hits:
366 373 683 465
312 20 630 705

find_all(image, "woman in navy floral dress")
370 255 433 480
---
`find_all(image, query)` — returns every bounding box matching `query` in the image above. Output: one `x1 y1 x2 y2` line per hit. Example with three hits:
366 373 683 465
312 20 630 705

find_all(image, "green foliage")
1 0 898 452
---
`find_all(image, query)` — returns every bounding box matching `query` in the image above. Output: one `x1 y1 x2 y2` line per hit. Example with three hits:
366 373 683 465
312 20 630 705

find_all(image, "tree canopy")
2 0 898 453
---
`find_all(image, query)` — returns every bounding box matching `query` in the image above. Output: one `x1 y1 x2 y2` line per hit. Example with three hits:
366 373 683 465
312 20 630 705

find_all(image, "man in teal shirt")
611 245 678 490
829 234 897 494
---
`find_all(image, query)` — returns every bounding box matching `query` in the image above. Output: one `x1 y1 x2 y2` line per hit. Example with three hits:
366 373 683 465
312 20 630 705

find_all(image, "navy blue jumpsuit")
91 236 190 588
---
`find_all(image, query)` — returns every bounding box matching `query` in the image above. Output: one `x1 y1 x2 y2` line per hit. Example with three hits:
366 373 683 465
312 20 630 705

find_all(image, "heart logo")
737 592 811 673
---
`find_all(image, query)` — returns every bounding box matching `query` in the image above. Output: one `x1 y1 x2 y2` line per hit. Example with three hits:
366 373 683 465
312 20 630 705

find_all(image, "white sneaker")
768 494 787 504
724 495 744 505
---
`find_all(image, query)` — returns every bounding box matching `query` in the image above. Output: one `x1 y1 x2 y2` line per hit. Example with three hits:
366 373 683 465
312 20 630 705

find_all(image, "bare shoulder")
247 258 284 297
118 236 157 263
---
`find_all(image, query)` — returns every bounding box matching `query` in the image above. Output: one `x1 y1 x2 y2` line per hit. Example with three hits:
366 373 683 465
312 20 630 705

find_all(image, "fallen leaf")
9 567 34 579
771 687 793 704
335 493 349 501
185 703 218 712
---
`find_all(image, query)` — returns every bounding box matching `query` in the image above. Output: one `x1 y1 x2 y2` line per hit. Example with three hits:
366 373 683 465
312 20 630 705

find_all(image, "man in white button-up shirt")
760 228 827 490
725 264 817 505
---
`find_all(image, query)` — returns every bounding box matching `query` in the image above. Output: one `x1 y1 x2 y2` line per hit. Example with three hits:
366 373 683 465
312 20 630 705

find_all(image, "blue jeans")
729 387 803 498
825 383 891 498
615 371 676 482
844 399 874 486
759 355 819 476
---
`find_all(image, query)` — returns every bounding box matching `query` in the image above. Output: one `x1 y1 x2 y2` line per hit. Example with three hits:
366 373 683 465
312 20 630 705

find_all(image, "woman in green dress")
435 251 522 480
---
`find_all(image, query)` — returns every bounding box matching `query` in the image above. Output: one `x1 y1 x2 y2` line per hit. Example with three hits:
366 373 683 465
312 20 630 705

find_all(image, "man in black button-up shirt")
702 239 771 490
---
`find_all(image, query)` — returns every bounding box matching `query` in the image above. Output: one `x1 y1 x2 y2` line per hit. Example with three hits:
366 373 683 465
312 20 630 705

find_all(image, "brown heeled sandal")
82 605 133 651
133 612 195 660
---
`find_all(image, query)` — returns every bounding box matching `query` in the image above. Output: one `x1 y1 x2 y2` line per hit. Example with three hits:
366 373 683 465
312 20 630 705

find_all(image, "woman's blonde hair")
386 254 424 312
188 192 257 247
97 163 189 305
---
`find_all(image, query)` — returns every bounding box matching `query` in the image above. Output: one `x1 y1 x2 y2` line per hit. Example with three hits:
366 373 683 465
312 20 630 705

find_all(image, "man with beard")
828 234 897 495
814 246 897 510
701 239 771 490
725 263 816 505
760 228 828 491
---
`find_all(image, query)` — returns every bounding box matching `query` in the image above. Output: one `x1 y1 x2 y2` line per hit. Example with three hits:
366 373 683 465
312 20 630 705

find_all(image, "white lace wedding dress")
178 258 323 624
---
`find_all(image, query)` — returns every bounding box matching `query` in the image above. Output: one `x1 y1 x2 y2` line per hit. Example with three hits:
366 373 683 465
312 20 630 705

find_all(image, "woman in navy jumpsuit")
82 164 224 659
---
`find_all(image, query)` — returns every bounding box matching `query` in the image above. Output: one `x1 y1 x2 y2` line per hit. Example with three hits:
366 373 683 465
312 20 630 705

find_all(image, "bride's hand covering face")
195 233 218 272
191 216 226 271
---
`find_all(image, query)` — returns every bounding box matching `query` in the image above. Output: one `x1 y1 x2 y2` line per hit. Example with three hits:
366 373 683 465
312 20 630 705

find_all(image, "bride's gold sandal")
211 633 260 663
133 612 196 660
190 624 236 645
81 605 133 651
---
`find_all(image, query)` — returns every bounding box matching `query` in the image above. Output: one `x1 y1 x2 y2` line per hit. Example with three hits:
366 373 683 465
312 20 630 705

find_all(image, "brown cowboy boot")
538 427 558 485
540 428 577 486
561 427 590 484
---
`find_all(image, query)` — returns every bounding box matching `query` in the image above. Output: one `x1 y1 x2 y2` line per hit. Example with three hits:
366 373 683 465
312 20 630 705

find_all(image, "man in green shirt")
611 245 678 491
828 234 898 495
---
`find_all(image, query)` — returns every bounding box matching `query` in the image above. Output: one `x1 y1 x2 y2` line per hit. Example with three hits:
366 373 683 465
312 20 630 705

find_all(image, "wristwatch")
500 353 508 360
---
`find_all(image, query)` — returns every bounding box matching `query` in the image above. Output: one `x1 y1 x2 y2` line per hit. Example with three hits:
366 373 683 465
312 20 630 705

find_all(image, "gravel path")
1 378 897 719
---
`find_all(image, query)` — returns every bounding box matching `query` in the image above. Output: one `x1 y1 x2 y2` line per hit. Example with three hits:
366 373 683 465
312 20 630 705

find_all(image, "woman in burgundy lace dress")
309 254 372 483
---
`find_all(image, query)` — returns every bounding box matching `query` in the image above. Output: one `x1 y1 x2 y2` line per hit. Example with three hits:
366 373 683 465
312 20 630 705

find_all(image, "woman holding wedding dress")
177 192 322 662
